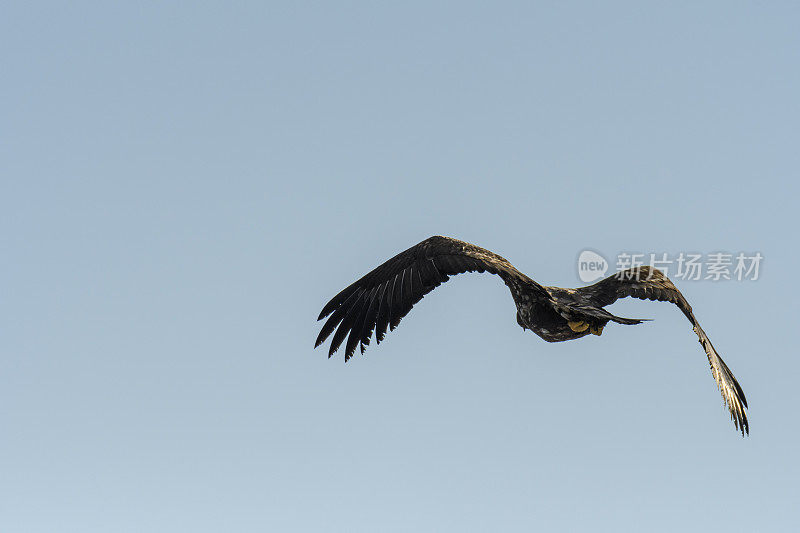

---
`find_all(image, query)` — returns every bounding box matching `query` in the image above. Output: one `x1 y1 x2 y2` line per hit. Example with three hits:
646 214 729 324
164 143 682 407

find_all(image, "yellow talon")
568 320 589 333
590 324 604 336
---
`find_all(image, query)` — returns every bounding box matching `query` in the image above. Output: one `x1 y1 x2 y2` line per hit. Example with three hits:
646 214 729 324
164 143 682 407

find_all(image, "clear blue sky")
1 2 797 531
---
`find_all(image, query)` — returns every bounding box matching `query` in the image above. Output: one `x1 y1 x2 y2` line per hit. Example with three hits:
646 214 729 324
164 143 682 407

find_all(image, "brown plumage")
315 236 749 435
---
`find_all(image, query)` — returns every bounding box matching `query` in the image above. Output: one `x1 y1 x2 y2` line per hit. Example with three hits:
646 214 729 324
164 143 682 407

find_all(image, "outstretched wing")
315 236 548 361
578 266 748 435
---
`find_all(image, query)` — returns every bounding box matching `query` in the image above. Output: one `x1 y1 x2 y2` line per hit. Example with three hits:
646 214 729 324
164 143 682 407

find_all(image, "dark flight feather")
315 236 546 360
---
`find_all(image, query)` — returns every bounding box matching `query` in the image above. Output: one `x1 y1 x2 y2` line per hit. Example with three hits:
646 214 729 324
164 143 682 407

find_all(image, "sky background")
1 2 798 531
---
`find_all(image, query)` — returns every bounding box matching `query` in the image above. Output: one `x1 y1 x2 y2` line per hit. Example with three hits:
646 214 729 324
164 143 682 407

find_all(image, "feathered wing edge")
691 322 749 435
314 236 546 362
579 266 749 436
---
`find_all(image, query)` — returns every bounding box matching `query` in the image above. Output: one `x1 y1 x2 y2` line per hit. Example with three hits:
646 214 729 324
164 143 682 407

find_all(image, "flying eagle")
315 236 749 435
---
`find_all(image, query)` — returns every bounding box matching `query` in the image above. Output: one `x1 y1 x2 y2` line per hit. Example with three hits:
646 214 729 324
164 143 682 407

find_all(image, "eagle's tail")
578 305 650 325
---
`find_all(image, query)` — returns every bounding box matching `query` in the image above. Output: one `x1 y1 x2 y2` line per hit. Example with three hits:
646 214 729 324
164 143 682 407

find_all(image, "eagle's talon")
590 324 604 336
568 320 589 332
